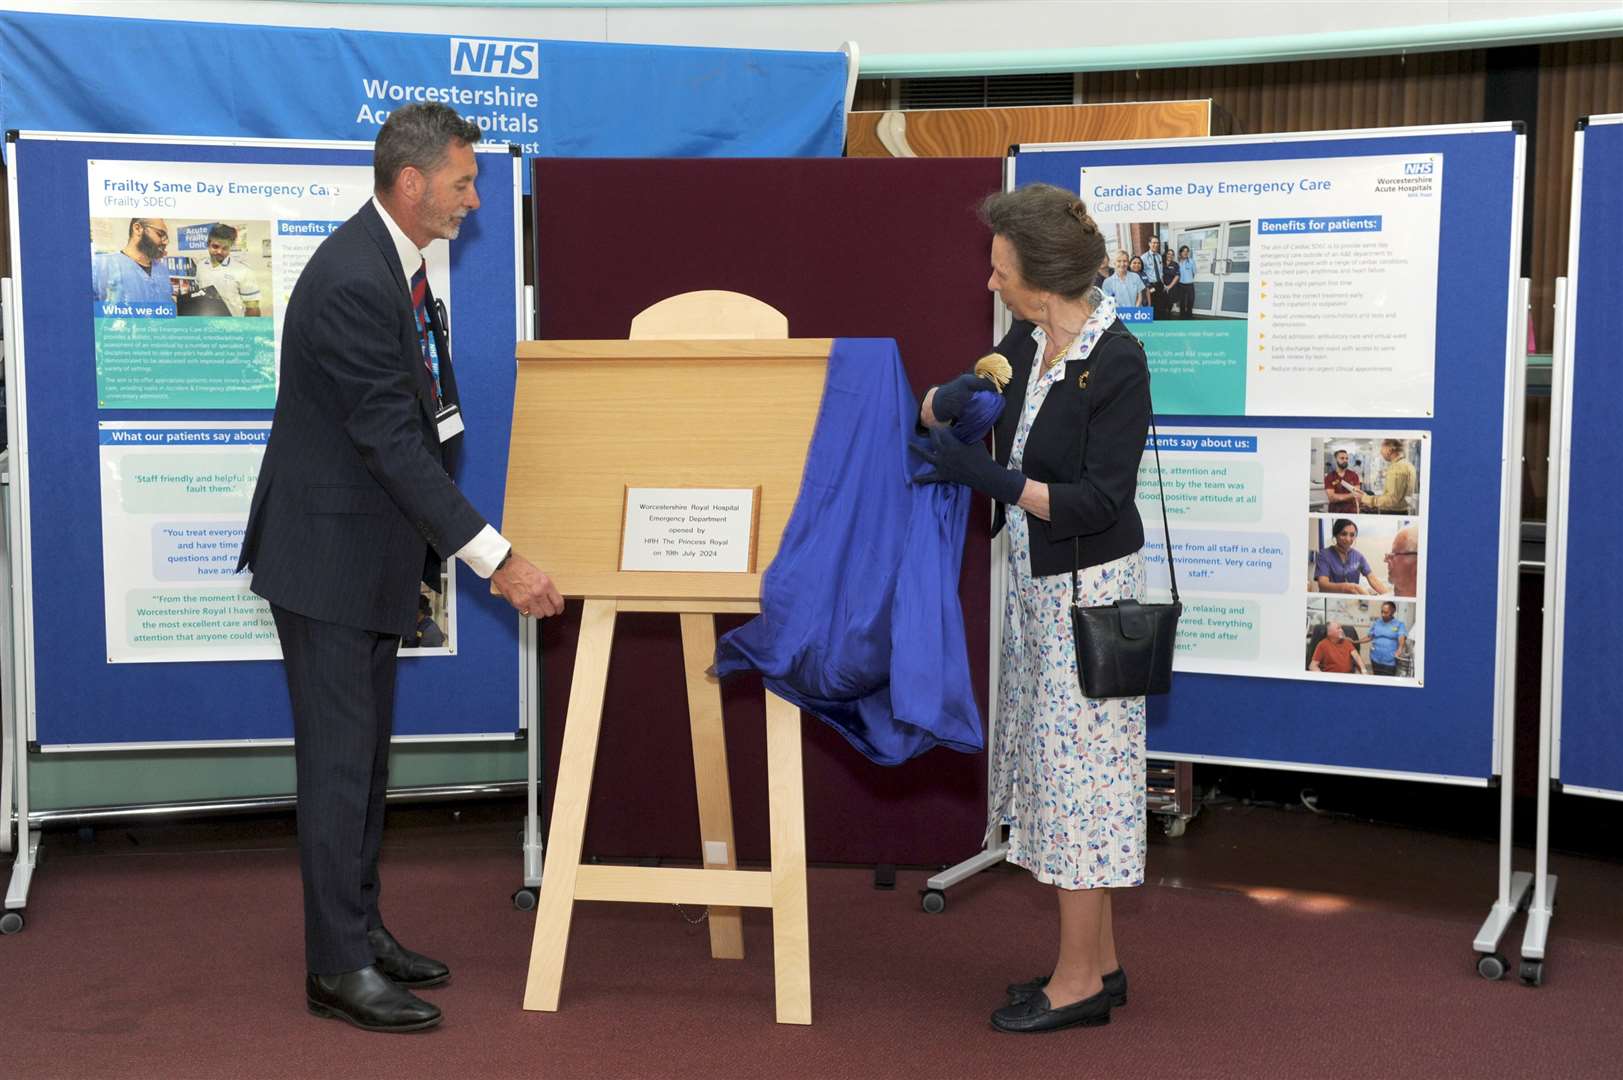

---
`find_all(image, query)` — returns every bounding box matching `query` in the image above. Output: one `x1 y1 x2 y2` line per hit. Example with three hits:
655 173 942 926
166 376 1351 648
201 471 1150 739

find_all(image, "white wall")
4 1 1619 74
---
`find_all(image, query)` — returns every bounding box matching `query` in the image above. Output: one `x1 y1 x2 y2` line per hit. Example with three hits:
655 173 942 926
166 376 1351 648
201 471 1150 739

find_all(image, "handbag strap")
1071 370 1179 609
1147 409 1179 604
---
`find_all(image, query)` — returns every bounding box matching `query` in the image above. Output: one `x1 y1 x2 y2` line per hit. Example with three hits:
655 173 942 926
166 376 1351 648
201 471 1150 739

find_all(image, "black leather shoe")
991 987 1112 1034
1007 967 1127 1007
306 965 442 1033
369 926 451 988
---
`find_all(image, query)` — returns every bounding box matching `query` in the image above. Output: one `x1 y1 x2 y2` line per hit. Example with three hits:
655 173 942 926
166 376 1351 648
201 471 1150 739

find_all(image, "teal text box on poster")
95 317 275 409
1136 320 1248 415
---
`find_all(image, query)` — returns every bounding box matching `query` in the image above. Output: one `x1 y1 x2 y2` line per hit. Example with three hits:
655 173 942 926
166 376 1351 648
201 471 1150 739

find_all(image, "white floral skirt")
988 527 1147 891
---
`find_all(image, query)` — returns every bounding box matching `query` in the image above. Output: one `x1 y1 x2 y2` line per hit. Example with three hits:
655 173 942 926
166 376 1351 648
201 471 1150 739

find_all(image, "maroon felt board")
532 156 1003 865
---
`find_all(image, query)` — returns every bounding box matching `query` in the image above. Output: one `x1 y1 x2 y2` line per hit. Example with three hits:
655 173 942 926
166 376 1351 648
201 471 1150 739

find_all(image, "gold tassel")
973 352 1012 393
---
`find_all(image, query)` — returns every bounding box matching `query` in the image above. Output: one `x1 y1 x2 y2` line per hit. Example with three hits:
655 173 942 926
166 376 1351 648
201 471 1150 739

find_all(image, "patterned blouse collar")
1030 293 1118 379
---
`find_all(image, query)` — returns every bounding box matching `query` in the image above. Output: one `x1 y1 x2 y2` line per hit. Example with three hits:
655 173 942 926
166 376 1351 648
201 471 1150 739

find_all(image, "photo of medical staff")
1103 220 1251 319
1304 597 1419 680
1307 515 1422 598
1308 436 1425 516
91 217 273 318
400 561 453 653
1099 248 1151 308
90 217 179 308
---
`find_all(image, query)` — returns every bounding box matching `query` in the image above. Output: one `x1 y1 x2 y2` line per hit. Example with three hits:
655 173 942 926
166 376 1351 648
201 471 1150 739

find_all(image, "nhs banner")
0 12 848 186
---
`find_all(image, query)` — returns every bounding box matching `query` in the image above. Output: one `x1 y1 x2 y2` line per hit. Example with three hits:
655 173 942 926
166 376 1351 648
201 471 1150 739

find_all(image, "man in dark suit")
238 102 563 1033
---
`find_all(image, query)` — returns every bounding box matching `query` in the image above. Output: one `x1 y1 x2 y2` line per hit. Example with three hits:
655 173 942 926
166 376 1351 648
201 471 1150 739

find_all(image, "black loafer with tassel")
991 987 1113 1033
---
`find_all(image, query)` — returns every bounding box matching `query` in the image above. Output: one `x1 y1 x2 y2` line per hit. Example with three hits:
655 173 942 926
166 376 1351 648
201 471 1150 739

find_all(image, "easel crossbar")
573 865 774 907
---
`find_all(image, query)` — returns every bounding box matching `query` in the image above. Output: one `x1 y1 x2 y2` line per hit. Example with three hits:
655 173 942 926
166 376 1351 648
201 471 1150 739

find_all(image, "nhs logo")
1403 160 1435 176
451 38 539 79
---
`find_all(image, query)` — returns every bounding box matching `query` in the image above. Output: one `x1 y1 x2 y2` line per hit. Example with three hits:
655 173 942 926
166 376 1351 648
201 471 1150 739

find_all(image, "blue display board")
1552 114 1623 800
5 133 525 747
1014 125 1524 781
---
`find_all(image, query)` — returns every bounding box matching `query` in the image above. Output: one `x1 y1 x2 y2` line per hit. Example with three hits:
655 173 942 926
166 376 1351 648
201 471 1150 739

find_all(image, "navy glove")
913 426 1027 504
928 373 985 424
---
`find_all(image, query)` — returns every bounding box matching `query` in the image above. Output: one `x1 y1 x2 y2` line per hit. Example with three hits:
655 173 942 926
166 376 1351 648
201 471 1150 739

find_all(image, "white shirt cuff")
457 526 510 578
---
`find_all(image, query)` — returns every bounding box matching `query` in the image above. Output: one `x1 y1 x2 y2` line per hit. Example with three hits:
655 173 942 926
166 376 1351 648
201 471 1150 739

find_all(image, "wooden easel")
507 292 823 1025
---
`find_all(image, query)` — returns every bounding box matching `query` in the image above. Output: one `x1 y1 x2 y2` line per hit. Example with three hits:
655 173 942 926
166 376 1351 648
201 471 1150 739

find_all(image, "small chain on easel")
673 904 709 925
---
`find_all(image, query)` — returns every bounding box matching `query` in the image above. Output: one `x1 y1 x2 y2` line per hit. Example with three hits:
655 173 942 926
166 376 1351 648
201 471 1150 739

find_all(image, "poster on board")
98 422 457 662
87 159 452 409
1138 426 1428 684
1083 153 1443 417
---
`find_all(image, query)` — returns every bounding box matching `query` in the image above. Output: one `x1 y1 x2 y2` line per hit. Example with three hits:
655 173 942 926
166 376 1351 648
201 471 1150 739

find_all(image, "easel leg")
764 691 811 1024
680 613 744 960
523 598 617 1012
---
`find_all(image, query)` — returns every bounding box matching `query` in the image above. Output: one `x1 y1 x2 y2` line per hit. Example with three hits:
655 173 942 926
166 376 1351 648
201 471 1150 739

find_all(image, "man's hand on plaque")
493 550 565 619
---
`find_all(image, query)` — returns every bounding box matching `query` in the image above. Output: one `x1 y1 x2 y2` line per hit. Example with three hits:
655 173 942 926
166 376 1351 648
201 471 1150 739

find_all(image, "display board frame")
3 131 532 752
1545 113 1623 804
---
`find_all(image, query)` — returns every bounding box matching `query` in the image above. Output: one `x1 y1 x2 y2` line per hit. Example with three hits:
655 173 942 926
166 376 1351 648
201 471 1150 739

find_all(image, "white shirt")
371 196 511 579
195 254 261 317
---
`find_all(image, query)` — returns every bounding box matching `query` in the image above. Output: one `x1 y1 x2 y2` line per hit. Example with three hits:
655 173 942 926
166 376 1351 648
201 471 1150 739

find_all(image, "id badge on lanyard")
416 308 463 442
416 305 442 390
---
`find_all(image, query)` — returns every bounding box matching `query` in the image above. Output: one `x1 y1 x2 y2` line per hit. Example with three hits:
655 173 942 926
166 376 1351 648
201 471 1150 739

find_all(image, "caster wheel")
1164 816 1188 838
1476 952 1507 981
920 889 946 915
512 887 538 912
1518 959 1544 987
0 910 23 935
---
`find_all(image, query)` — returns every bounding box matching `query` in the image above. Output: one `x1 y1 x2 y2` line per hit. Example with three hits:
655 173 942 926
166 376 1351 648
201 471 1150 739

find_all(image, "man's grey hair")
374 103 483 193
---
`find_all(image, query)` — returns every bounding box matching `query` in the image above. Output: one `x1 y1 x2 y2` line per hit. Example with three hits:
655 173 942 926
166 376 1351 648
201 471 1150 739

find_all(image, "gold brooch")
1077 370 1091 390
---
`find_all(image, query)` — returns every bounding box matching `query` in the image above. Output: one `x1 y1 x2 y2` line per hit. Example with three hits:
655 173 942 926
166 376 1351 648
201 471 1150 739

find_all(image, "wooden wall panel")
845 100 1211 157
1076 51 1487 135
1533 38 1623 351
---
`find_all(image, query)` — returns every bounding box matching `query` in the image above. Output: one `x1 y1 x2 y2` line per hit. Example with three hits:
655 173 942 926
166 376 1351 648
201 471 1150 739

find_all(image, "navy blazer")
990 318 1151 578
238 200 487 636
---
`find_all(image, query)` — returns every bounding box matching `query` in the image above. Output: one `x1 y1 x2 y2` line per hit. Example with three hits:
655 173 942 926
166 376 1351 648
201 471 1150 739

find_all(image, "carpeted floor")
2 810 1620 1080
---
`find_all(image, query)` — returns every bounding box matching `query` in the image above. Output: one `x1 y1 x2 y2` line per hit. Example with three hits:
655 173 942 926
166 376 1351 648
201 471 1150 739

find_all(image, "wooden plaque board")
504 338 833 601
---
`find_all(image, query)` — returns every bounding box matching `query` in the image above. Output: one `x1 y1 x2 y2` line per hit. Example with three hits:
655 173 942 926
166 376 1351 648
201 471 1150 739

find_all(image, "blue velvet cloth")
713 338 1000 766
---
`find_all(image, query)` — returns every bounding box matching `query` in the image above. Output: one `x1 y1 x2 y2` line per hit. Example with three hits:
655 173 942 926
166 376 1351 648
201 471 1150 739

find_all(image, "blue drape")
714 338 995 766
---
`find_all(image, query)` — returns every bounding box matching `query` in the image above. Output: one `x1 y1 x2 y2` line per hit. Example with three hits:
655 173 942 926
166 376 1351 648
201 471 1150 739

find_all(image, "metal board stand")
3 273 37 935
1470 273 1534 980
513 284 545 912
1518 276 1574 987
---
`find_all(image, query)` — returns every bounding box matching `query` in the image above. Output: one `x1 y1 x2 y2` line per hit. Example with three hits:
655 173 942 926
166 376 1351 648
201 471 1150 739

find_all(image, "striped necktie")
409 258 440 403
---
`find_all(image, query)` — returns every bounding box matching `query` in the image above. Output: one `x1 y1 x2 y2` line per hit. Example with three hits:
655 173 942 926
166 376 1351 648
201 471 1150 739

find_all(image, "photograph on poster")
91 217 274 318
400 564 454 654
1307 515 1421 598
1304 597 1419 680
1102 220 1251 321
1309 436 1424 516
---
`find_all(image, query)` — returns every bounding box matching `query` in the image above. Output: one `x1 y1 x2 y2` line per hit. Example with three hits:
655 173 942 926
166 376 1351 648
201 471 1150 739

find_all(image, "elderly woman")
915 182 1152 1034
